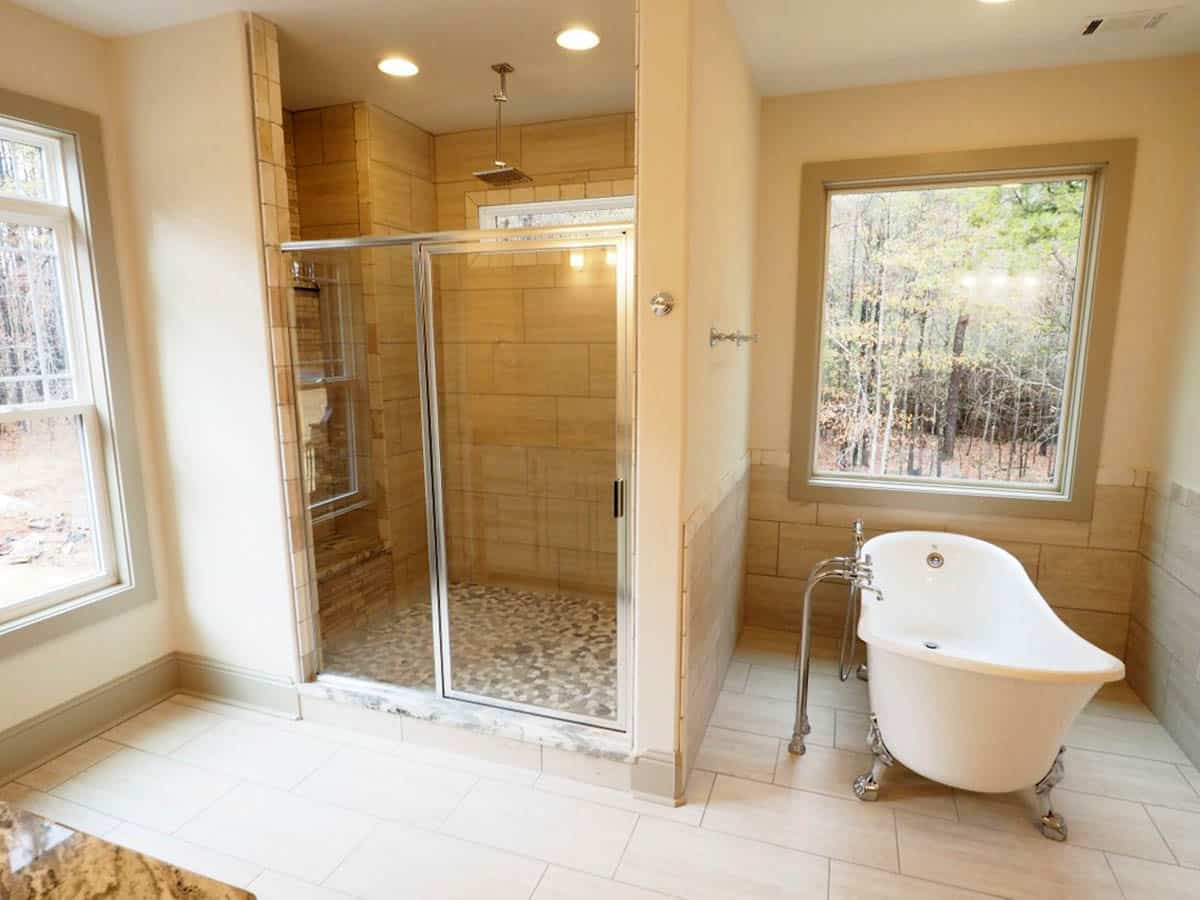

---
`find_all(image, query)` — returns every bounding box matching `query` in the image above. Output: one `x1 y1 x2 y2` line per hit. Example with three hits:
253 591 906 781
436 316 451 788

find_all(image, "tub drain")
923 641 940 650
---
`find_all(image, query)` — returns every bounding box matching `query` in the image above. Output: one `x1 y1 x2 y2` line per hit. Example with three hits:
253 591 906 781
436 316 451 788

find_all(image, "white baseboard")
0 652 299 783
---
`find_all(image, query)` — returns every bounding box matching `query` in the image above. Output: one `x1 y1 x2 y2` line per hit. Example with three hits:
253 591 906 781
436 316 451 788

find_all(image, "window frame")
788 140 1136 520
477 194 635 230
0 91 145 633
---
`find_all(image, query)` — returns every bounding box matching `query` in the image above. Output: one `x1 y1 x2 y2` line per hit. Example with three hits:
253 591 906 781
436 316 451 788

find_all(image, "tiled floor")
3 626 1200 899
322 581 617 720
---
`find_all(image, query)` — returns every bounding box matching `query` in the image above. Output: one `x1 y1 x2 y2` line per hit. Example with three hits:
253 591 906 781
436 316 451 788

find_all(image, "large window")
0 118 119 621
789 142 1135 518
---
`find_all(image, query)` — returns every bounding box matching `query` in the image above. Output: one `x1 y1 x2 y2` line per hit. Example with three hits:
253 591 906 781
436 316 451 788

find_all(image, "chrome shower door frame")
414 226 636 732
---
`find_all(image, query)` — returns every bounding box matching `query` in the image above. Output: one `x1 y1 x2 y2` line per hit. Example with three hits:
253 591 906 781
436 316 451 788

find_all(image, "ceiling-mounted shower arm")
491 63 514 167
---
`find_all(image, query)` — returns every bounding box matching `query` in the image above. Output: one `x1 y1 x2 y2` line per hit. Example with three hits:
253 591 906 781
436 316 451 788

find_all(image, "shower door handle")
612 479 625 519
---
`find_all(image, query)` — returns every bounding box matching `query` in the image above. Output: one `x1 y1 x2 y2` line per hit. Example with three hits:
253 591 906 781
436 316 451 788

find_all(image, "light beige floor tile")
248 870 357 900
52 747 238 833
1087 681 1157 723
534 866 674 900
17 738 122 792
709 691 831 745
401 716 543 771
829 859 997 899
441 779 637 876
745 666 870 713
1107 852 1200 899
326 822 545 900
703 774 898 871
733 630 798 669
834 710 870 752
1145 804 1200 867
615 815 828 900
695 726 780 782
108 822 262 888
535 768 714 826
388 738 541 786
1181 765 1200 793
293 744 476 826
1067 712 1191 765
103 700 225 755
169 693 287 725
896 811 1123 899
176 783 376 884
723 660 751 692
775 743 957 820
954 788 1173 862
0 782 120 837
171 717 340 789
1060 747 1200 812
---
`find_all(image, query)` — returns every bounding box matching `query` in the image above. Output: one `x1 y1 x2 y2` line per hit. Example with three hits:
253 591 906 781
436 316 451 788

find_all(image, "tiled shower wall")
681 457 750 777
1130 478 1200 764
435 247 620 598
744 450 1147 660
287 103 437 616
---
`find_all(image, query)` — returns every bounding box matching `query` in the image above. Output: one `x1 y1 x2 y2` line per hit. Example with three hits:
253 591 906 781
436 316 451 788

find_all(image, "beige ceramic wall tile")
777 523 859 579
941 511 1091 547
492 344 590 396
1055 608 1129 659
749 465 817 524
557 397 615 450
451 395 558 448
437 290 524 342
434 127 522 183
523 287 615 343
369 162 413 230
746 520 780 575
520 116 627 175
1090 485 1146 550
558 549 617 595
587 345 617 398
295 160 359 228
367 105 433 180
526 448 614 502
816 503 946 532
1037 546 1137 613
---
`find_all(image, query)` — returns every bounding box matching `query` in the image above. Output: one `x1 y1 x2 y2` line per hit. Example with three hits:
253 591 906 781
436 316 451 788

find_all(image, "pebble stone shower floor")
3 627 1198 899
321 582 618 720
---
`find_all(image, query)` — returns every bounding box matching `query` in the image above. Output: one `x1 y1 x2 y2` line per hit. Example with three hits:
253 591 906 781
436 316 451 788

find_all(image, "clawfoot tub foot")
787 715 811 755
853 714 894 802
1035 746 1068 842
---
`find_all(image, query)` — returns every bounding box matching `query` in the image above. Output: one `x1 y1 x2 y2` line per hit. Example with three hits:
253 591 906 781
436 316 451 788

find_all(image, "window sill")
0 576 133 639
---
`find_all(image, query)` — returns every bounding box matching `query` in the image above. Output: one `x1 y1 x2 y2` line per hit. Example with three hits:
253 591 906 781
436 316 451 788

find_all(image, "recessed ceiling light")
378 57 419 77
556 27 600 51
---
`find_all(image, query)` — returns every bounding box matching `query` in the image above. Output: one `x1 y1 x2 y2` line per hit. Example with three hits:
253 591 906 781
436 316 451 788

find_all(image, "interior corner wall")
631 0 690 792
1129 77 1200 766
677 0 759 778
110 12 298 681
0 0 170 731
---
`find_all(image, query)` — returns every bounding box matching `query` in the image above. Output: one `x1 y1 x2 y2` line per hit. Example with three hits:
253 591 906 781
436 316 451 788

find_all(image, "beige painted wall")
678 0 758 780
0 0 169 730
752 55 1199 474
683 0 758 516
110 13 298 680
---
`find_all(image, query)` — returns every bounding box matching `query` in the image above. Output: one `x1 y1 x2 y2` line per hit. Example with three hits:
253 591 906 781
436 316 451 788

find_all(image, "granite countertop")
0 801 254 899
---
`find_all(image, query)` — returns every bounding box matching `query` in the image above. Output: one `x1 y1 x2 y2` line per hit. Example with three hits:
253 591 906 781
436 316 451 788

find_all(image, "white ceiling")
13 0 636 134
726 0 1200 96
14 1 1200 131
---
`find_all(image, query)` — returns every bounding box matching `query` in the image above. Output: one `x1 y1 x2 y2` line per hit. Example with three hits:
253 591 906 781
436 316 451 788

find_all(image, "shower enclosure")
283 225 634 731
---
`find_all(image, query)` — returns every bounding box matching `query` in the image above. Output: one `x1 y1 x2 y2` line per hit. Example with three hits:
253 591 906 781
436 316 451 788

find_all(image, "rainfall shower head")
474 63 532 187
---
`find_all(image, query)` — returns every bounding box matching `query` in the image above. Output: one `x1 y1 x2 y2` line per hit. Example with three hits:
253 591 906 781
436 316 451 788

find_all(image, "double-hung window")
0 117 120 621
789 141 1136 518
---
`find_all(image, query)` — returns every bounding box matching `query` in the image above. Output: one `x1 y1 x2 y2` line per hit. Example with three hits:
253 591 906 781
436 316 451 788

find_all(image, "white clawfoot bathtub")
857 531 1124 804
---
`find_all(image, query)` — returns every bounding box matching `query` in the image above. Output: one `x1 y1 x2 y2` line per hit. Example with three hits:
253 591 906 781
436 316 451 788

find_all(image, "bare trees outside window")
814 177 1089 489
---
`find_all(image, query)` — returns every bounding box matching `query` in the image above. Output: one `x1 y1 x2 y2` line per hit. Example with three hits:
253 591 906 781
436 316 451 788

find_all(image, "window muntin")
478 195 634 230
0 116 118 623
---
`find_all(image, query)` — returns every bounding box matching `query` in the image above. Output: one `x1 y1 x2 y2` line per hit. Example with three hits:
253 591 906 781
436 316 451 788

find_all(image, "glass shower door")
417 230 632 729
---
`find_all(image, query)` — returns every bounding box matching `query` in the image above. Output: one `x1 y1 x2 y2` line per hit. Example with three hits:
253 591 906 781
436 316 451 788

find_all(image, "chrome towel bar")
709 327 758 347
